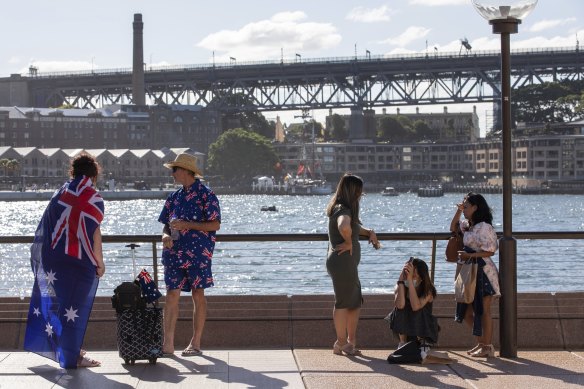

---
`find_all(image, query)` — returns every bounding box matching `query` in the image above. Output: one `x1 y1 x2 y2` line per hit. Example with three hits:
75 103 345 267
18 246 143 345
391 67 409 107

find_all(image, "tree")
207 128 279 182
413 120 435 141
0 159 8 177
329 114 347 140
378 116 415 142
5 159 19 176
512 80 584 124
215 92 275 138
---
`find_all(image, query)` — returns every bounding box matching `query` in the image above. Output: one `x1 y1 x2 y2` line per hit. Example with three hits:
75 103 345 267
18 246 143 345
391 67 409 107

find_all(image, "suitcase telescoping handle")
125 243 141 279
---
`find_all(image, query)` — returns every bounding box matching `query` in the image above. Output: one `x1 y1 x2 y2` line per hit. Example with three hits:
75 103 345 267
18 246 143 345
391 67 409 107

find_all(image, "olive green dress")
326 204 362 309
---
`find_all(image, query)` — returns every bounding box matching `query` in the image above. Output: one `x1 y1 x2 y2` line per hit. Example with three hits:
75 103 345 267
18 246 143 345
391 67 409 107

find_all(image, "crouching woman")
386 257 439 348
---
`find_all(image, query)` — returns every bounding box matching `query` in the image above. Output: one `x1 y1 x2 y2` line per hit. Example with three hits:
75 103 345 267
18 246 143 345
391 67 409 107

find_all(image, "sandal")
341 343 362 356
333 340 344 355
77 355 101 368
181 347 202 357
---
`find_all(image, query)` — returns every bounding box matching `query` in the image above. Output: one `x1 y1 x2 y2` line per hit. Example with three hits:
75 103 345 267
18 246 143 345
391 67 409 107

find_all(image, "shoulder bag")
454 258 477 304
445 230 463 262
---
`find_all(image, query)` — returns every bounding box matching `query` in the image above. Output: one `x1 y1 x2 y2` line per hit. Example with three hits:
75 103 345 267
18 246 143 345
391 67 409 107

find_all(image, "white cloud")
409 0 467 5
197 11 342 62
346 6 392 23
529 18 576 33
380 26 431 47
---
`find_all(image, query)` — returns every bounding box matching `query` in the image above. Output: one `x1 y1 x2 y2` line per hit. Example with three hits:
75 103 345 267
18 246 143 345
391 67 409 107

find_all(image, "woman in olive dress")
326 173 380 356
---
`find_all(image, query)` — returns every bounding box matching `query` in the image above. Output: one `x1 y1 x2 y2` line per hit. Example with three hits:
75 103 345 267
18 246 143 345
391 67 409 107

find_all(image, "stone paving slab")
0 349 304 389
295 349 584 389
1 349 583 389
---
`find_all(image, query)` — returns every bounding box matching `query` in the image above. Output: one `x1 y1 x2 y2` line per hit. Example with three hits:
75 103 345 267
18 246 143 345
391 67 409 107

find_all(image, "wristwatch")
397 281 405 285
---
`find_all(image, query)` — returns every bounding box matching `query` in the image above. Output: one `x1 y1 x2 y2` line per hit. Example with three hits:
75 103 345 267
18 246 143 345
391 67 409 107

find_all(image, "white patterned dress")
459 220 501 297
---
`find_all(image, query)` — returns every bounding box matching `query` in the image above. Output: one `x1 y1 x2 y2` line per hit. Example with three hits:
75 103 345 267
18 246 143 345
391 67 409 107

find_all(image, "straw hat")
163 153 203 178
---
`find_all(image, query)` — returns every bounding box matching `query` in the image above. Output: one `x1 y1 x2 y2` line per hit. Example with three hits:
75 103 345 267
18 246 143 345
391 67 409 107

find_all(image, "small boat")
260 205 278 211
381 187 399 196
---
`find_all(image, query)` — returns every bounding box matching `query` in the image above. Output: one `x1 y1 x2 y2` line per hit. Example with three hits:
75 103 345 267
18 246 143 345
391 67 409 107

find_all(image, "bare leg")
187 288 207 350
346 308 361 346
332 307 348 345
462 304 482 352
163 289 181 354
481 296 493 345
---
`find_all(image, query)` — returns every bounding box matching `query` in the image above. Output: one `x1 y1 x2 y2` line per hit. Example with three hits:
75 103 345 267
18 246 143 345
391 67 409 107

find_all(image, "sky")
1 0 582 134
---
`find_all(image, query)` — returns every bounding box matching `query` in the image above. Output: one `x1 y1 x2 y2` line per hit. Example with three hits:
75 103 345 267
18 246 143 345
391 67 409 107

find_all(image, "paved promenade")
1 348 583 388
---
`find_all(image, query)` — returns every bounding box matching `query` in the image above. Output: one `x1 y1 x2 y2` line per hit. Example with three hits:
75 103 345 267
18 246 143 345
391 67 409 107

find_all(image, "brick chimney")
132 14 145 106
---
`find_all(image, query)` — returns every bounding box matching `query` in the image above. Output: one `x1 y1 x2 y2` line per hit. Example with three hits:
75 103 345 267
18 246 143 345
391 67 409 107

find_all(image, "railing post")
430 237 437 282
152 241 158 285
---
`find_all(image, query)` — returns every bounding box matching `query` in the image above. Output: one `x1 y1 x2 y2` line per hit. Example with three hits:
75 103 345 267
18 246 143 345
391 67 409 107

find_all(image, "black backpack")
111 281 146 312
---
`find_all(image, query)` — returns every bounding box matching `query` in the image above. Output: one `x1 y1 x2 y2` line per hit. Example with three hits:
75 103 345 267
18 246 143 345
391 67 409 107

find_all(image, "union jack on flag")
24 176 104 368
135 268 162 303
50 176 104 265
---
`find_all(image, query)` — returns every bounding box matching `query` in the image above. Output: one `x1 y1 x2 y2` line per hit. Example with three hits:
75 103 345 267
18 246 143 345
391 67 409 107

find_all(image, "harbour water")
1 192 583 297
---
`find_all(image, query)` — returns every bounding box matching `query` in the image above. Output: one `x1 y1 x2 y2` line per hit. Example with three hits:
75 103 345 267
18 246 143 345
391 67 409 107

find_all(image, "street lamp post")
471 0 537 358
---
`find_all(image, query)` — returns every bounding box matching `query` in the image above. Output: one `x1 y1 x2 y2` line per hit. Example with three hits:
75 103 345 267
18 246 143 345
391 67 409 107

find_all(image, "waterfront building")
0 104 222 152
274 129 584 186
1 101 583 188
0 146 204 189
325 106 481 143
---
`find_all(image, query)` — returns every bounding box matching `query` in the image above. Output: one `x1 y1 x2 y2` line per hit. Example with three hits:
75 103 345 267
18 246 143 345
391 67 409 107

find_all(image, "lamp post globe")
471 1 538 21
471 0 537 359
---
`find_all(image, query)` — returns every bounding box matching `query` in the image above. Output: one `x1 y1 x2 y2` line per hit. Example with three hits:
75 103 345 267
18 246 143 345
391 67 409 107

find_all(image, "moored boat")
381 186 399 196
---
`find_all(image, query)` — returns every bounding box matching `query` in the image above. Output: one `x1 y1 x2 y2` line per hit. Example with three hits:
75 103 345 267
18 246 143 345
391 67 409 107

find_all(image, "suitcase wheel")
149 358 157 364
124 358 135 365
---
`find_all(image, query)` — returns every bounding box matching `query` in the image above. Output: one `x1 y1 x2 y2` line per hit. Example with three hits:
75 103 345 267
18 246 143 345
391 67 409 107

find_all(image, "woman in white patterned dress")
450 192 500 358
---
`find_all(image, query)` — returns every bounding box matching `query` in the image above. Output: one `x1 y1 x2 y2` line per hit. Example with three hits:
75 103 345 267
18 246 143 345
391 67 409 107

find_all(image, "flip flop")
77 355 101 368
181 347 202 357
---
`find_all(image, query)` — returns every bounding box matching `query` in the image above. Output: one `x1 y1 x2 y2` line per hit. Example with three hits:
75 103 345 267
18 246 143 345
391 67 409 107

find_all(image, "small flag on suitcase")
135 269 162 303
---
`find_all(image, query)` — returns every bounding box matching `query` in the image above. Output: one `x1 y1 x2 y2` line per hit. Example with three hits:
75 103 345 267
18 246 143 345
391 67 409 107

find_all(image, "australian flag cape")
23 175 104 368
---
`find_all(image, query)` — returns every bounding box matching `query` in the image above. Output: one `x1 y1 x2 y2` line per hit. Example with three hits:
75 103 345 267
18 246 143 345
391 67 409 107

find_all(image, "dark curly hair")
68 153 100 179
465 192 493 226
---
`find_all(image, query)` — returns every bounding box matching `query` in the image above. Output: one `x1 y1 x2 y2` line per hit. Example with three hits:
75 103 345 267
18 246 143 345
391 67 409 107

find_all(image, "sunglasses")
172 166 180 173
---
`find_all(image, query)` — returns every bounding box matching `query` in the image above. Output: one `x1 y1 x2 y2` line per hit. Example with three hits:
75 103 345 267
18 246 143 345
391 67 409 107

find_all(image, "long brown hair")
326 173 363 224
411 257 436 299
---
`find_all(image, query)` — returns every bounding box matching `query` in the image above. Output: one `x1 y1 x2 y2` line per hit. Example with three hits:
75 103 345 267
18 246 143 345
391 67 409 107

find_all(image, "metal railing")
1 231 583 298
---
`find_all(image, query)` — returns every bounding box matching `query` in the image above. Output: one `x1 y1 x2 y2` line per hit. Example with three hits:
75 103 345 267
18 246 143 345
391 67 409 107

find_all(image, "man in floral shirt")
158 153 221 357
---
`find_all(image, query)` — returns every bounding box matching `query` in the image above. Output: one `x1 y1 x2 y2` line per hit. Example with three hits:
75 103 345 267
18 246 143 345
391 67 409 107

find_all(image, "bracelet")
397 281 405 285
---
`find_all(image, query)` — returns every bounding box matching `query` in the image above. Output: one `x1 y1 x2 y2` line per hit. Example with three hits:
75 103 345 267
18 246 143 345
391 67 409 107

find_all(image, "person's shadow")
160 353 290 388
446 350 584 387
29 365 134 388
338 352 467 389
340 349 584 388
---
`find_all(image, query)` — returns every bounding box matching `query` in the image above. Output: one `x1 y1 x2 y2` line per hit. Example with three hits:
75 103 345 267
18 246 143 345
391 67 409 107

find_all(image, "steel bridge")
10 47 584 111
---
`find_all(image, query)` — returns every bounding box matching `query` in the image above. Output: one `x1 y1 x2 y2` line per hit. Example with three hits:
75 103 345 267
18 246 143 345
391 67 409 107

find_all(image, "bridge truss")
26 48 583 112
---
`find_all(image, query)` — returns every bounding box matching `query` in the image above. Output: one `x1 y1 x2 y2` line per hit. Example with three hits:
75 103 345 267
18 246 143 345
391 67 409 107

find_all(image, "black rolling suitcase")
111 244 163 365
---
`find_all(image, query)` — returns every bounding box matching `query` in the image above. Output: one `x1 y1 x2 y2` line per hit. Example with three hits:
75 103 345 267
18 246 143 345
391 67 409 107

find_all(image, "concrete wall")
1 293 582 350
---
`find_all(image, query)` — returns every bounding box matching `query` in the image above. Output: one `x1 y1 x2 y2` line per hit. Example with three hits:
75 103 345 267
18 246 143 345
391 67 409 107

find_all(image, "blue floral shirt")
158 180 221 267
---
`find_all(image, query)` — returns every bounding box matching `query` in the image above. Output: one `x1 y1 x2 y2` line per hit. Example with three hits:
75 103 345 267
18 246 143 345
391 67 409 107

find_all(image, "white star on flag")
64 306 79 322
33 307 41 317
46 270 58 285
45 323 54 337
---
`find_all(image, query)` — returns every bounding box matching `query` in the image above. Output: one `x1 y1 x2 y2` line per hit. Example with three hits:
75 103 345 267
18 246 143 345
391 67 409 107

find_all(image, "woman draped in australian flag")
24 153 105 368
